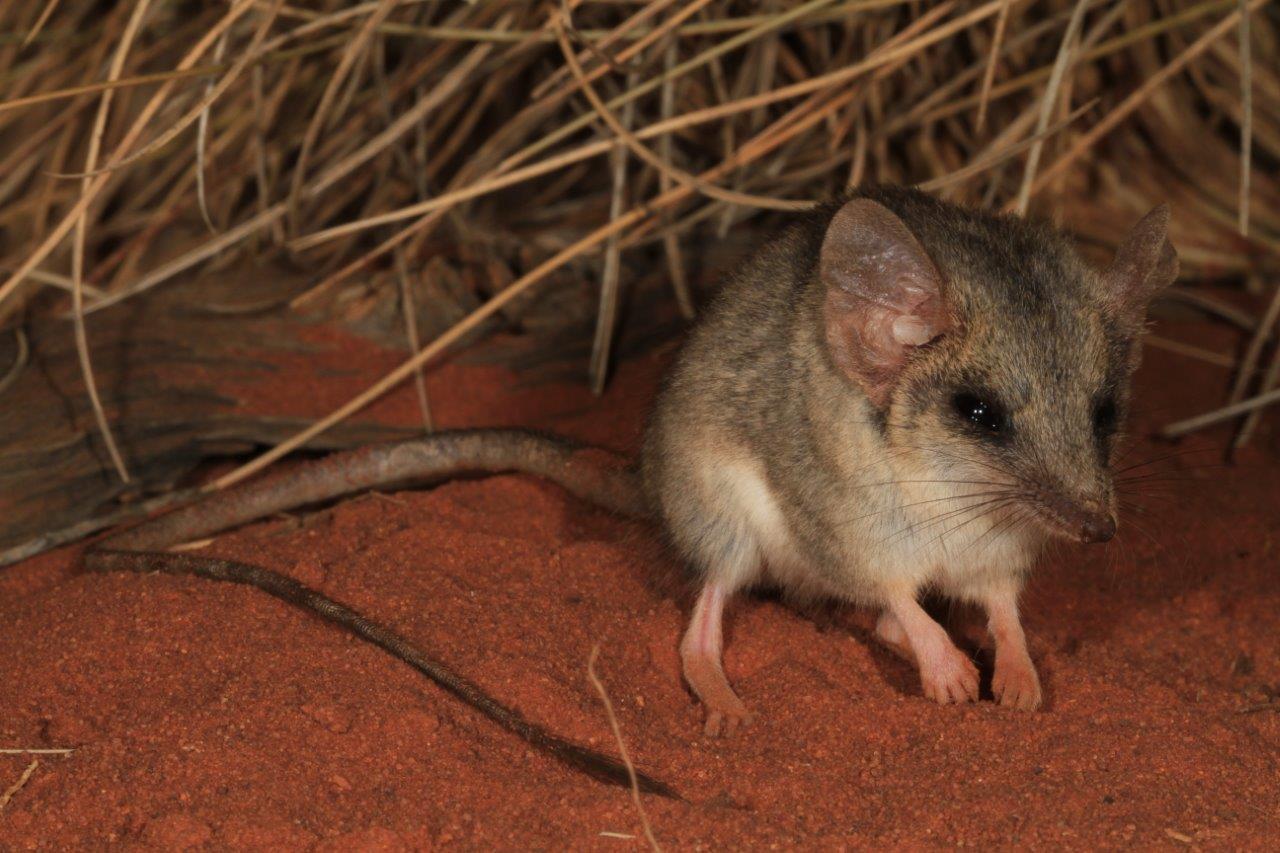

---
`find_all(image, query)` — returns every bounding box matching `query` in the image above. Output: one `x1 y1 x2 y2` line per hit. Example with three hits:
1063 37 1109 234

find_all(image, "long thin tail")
86 429 676 798
104 429 648 552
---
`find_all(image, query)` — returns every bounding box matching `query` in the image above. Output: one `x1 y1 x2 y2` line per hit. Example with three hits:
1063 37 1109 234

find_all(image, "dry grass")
587 644 663 850
0 0 1276 486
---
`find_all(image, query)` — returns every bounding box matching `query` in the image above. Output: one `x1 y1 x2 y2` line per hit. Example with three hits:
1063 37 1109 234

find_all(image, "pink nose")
1044 492 1115 543
1078 514 1116 543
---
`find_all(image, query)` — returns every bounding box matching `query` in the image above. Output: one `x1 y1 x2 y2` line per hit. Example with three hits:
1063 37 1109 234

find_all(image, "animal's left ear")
1102 204 1179 329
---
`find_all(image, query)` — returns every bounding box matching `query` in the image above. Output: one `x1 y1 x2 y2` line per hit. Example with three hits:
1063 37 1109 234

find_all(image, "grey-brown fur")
645 187 1141 593
643 186 1176 720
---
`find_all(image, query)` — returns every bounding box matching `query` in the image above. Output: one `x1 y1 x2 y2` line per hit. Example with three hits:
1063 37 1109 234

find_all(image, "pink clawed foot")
992 653 1042 710
918 643 980 704
682 649 751 736
887 597 979 705
681 582 752 736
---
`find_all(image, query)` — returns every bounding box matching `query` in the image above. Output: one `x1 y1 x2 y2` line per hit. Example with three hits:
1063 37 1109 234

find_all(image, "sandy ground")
0 312 1277 849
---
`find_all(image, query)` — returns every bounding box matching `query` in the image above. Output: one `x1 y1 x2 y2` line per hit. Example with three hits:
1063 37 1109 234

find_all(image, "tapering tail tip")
558 740 682 800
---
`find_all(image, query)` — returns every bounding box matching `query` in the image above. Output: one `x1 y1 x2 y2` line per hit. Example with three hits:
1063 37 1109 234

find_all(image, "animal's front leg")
886 593 979 704
873 610 916 664
984 585 1042 710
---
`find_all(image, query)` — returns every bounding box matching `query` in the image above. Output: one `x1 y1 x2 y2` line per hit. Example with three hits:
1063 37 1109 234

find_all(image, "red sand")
1 315 1277 849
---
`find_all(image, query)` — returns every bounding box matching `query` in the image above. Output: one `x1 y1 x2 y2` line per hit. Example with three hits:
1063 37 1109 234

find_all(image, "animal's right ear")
1102 204 1179 331
821 198 951 407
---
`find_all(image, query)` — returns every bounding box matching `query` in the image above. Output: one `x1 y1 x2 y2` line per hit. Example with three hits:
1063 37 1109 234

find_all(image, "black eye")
1094 397 1118 437
952 392 1006 434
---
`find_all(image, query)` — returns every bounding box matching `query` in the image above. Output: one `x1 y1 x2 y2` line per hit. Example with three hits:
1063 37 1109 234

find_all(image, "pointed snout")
1078 513 1116 544
1041 492 1116 544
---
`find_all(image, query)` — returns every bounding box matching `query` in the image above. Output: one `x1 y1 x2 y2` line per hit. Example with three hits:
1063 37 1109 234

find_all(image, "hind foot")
681 582 752 736
682 649 752 736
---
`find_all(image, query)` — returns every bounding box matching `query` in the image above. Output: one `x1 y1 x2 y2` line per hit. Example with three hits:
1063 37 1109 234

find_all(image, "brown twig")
0 326 28 398
0 760 38 813
1161 386 1280 439
286 0 396 234
1013 0 1088 214
976 0 1015 132
658 39 694 319
70 0 153 485
1237 0 1254 235
587 645 662 852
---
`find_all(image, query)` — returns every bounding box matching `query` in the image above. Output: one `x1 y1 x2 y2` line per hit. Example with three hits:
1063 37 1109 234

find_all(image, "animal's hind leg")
681 581 752 736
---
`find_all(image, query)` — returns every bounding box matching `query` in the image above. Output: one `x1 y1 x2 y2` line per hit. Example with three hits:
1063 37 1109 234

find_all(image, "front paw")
993 655 1042 710
919 646 980 704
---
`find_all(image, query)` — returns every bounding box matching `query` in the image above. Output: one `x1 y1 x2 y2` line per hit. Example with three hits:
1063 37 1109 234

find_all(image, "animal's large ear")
821 198 951 407
1102 204 1179 330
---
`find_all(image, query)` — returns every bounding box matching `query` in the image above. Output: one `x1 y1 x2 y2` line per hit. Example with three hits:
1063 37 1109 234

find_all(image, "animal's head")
820 189 1178 544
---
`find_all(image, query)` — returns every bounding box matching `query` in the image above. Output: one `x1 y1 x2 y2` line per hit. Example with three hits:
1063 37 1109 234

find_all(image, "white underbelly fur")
706 457 1035 603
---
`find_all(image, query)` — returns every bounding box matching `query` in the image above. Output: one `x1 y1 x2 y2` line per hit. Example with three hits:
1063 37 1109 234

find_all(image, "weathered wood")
0 270 418 553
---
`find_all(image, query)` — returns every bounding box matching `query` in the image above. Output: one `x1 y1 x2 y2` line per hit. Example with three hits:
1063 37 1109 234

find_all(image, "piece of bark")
0 266 416 553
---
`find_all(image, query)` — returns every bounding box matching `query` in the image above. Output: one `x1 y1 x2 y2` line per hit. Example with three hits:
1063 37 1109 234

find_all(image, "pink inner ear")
891 290 945 345
892 315 935 346
819 199 949 406
825 290 944 407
